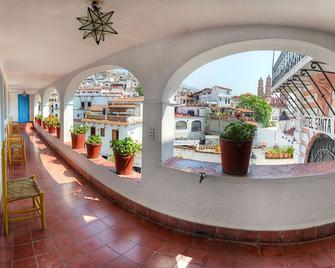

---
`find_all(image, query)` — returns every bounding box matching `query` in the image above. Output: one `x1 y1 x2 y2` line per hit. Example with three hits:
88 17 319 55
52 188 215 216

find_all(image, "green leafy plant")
237 94 272 127
220 121 256 141
265 146 295 159
36 114 43 120
46 115 59 127
71 125 89 135
87 135 102 145
286 146 295 156
111 137 141 156
134 84 143 96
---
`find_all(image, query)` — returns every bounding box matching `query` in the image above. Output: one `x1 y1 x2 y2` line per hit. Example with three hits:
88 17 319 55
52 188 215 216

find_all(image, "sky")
182 50 281 95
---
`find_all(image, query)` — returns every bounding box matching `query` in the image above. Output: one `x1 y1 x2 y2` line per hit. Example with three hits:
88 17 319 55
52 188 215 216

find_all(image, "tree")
237 94 272 127
135 85 143 96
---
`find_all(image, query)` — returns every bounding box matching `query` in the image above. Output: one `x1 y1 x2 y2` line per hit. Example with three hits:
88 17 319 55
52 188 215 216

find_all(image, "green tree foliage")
135 85 143 96
237 94 272 127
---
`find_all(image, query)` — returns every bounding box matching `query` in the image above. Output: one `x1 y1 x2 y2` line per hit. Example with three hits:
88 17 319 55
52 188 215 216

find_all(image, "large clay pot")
114 154 135 175
56 127 61 138
86 143 101 159
48 126 56 134
71 133 85 149
219 138 253 175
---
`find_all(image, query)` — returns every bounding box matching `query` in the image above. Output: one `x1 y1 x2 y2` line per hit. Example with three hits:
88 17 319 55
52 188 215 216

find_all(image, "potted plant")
111 137 141 175
86 135 102 159
36 114 43 126
287 146 295 158
43 117 49 129
47 115 59 134
56 121 61 139
71 125 89 149
219 121 256 175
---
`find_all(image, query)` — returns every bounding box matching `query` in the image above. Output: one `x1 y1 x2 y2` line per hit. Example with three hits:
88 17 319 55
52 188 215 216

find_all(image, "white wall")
33 25 335 231
175 117 205 139
9 93 18 122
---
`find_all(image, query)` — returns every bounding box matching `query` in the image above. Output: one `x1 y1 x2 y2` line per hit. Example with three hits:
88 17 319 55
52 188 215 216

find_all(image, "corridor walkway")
2 126 335 267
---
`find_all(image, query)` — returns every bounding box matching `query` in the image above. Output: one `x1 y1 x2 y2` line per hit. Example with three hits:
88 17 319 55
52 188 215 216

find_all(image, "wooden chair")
7 136 26 166
1 141 45 235
9 121 20 136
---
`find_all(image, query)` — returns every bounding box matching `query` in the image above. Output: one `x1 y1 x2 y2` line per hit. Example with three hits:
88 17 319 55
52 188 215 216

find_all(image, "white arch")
162 39 335 102
61 65 142 142
161 39 335 161
42 87 59 117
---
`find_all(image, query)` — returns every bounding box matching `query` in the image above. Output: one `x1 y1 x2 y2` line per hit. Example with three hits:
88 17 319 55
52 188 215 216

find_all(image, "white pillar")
161 101 174 161
61 97 73 143
42 99 49 117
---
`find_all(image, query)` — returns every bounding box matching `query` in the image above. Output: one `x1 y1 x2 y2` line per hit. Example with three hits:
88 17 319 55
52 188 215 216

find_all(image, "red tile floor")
2 126 335 267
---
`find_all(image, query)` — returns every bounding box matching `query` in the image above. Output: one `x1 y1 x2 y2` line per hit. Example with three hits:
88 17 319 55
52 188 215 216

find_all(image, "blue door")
18 94 30 123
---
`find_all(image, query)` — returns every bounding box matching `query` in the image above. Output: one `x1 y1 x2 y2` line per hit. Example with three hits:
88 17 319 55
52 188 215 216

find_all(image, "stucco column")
161 101 174 161
61 95 73 143
42 97 50 117
140 100 165 178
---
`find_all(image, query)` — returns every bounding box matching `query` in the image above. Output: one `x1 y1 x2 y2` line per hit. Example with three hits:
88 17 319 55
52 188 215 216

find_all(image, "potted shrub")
47 115 58 134
86 135 102 159
71 125 89 149
36 114 43 126
111 137 141 175
219 121 256 175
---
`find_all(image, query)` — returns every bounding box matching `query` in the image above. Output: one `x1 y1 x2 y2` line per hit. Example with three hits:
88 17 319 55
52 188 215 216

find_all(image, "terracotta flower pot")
56 127 61 138
86 143 101 159
43 122 48 129
37 119 42 126
71 133 85 149
48 126 56 134
284 153 289 159
219 138 253 175
114 154 135 175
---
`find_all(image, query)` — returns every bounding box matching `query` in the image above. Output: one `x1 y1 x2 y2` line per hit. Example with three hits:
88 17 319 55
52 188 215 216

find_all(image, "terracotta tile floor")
2 126 335 267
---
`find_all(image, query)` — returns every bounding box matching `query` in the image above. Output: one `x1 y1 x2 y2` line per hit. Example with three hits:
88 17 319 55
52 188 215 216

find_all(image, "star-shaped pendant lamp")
77 0 118 45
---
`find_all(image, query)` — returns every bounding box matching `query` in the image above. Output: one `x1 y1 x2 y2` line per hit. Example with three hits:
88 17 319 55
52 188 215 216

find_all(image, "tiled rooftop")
3 125 335 267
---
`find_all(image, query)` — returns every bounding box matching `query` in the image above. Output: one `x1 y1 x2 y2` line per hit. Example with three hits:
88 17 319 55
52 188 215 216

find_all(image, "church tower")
265 75 272 98
257 77 264 97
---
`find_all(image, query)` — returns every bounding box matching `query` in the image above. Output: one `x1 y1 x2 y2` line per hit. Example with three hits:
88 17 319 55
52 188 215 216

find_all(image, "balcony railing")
272 52 306 86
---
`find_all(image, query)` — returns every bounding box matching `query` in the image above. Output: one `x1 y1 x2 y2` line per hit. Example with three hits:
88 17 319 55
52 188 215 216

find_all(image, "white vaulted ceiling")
0 0 334 92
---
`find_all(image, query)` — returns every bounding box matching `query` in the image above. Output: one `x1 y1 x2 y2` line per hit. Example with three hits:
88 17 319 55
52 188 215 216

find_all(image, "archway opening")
163 48 335 174
42 88 59 118
65 67 143 175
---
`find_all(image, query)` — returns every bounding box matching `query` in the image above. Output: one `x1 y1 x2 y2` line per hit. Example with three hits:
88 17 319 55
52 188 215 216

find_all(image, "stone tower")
265 75 272 98
257 77 264 97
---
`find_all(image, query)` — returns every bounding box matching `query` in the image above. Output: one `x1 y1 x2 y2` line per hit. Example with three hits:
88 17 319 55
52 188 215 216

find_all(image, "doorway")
18 94 30 123
112 129 119 141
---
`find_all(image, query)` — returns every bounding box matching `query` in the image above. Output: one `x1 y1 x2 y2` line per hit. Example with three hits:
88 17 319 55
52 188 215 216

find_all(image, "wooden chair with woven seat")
1 141 46 235
9 120 20 136
7 135 26 166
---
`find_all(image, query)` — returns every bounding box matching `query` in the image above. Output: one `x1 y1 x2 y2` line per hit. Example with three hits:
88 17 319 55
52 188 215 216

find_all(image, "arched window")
191 120 201 132
176 121 187 130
